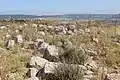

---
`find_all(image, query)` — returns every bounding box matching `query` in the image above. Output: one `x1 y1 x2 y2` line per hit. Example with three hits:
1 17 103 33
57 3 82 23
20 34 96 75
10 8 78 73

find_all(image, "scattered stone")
19 25 23 28
47 26 53 30
46 45 59 56
68 25 76 31
67 30 74 35
0 25 7 29
84 70 94 75
32 24 38 28
26 77 39 80
26 68 38 78
39 42 49 54
39 31 45 36
15 30 19 33
5 34 11 39
5 39 15 50
78 29 85 35
85 28 90 33
92 37 99 43
16 34 24 44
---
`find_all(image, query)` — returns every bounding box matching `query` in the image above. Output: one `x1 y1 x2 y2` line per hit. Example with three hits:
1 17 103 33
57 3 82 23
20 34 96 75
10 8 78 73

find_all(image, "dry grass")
0 20 120 80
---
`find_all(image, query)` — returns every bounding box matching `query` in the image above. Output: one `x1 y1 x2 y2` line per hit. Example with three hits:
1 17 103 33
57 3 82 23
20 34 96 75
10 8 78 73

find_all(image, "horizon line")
0 13 119 16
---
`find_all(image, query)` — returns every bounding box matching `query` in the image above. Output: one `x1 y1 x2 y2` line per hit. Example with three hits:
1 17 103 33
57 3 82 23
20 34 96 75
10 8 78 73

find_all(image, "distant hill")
0 14 40 19
0 14 119 20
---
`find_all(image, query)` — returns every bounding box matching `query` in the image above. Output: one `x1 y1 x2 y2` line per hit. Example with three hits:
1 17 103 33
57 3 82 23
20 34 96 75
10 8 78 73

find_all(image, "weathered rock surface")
46 45 59 56
5 39 15 50
29 56 49 68
26 77 39 80
26 68 38 78
16 34 24 44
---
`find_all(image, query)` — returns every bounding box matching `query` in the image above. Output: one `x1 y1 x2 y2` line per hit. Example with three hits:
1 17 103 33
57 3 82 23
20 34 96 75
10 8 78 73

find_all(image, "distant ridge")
0 14 40 19
0 14 119 20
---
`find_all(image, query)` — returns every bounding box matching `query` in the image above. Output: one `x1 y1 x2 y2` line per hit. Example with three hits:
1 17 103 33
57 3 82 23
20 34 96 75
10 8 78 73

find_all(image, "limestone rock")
26 68 38 78
32 24 37 28
39 31 45 36
26 77 39 80
46 45 59 56
92 38 99 43
0 26 7 29
5 39 15 50
16 35 24 44
67 30 74 35
84 70 94 75
68 25 76 31
29 56 49 68
39 42 49 54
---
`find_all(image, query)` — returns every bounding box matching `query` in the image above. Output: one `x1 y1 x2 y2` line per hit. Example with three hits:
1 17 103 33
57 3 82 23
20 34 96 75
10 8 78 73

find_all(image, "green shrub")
42 64 84 80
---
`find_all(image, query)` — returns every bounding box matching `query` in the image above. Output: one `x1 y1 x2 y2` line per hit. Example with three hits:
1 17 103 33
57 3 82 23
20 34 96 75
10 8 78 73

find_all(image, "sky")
0 0 120 15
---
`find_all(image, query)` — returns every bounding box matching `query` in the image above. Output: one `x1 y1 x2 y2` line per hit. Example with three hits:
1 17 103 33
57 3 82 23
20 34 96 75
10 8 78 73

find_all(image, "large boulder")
44 45 59 62
29 56 49 68
37 39 59 61
38 62 87 74
29 56 87 74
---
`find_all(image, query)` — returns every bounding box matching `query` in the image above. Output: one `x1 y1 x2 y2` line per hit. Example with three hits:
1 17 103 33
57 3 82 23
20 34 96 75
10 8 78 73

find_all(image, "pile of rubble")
0 23 118 80
24 39 98 80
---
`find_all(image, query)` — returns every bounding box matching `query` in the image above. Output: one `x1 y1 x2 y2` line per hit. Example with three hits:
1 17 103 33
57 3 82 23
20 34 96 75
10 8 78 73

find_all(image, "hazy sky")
0 0 120 15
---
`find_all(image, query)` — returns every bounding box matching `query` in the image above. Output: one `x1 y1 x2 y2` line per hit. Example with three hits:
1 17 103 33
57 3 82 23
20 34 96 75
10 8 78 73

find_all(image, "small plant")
42 64 84 80
59 47 87 65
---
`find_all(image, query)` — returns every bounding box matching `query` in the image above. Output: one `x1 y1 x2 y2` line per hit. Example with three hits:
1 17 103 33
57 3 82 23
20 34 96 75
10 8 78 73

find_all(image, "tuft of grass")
59 47 87 65
0 54 29 80
42 64 84 80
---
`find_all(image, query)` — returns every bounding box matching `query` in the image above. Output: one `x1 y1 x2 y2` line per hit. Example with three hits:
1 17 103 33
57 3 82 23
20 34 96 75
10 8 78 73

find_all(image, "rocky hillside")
0 20 120 80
